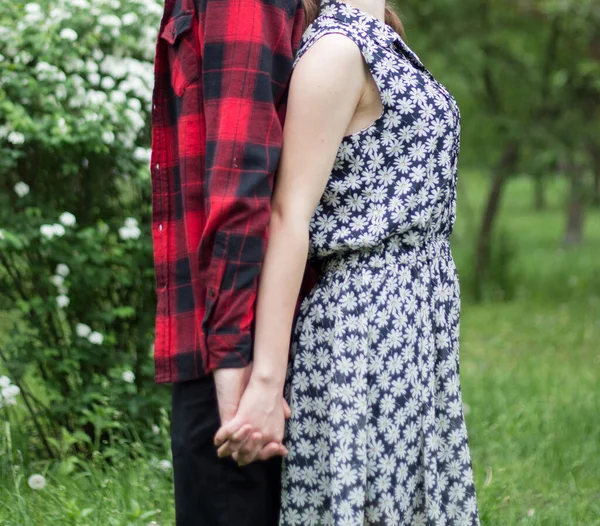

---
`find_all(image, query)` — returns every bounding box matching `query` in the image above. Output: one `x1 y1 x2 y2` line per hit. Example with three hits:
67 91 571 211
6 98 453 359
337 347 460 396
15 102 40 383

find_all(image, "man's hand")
214 376 291 466
213 366 256 449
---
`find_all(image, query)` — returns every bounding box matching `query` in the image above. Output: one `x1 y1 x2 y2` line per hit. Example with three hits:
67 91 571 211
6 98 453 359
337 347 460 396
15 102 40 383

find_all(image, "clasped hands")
213 365 290 466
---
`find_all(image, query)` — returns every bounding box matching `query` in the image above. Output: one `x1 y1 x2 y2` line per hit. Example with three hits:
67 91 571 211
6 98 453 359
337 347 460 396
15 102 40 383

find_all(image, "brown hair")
302 0 405 39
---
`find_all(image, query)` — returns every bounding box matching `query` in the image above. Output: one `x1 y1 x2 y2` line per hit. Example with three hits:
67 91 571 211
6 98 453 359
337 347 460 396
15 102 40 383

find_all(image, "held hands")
214 375 291 466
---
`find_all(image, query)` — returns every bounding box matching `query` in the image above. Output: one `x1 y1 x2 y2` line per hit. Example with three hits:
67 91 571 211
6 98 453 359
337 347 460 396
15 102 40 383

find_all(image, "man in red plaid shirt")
150 0 307 523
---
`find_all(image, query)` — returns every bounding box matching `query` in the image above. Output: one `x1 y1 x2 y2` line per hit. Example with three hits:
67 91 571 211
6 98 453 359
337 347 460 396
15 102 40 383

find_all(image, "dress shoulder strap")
294 16 387 93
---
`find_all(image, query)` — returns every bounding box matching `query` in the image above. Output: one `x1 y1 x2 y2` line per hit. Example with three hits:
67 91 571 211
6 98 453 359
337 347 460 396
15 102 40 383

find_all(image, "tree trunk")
473 142 520 302
534 173 546 210
562 165 585 247
590 144 600 207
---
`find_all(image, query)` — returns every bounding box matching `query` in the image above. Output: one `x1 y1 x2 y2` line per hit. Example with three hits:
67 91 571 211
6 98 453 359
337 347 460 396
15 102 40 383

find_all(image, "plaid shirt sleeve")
198 0 304 372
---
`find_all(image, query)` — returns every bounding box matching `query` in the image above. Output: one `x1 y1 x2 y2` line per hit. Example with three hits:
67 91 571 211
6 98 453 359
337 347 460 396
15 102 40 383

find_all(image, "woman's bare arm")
214 33 367 464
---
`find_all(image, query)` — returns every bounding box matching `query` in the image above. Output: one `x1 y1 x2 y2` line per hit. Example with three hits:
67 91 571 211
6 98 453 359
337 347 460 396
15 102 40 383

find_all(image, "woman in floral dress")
215 0 480 523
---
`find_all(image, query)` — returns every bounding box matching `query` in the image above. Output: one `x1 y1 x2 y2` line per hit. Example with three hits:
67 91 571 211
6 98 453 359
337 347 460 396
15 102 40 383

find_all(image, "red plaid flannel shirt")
150 0 313 383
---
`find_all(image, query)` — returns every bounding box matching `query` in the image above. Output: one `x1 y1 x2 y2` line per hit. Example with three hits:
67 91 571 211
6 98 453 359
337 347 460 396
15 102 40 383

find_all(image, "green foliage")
398 0 600 173
0 0 169 457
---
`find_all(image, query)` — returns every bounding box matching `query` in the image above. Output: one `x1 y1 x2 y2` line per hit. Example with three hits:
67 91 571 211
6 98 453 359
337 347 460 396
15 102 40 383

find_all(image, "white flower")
0 376 11 388
57 117 68 133
50 7 69 21
27 474 46 490
24 9 43 23
152 424 160 435
7 131 25 145
102 131 115 145
54 224 66 236
40 224 56 239
88 331 104 345
24 3 42 14
86 59 99 73
122 13 138 25
158 460 172 471
88 72 101 85
133 147 151 163
110 90 127 104
50 274 64 288
127 98 142 112
56 294 70 309
59 28 78 41
101 76 115 90
75 323 92 338
86 89 107 106
98 14 121 28
14 182 30 197
59 212 76 227
1 385 19 398
122 370 135 384
55 263 70 277
119 225 141 241
1 384 21 407
125 217 138 228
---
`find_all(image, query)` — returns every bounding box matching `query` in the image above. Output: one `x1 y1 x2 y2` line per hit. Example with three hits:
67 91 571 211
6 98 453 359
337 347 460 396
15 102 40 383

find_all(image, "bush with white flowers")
0 0 168 457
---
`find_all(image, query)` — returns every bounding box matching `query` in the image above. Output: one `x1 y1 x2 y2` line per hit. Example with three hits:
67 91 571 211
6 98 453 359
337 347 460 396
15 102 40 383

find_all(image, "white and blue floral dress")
280 1 480 525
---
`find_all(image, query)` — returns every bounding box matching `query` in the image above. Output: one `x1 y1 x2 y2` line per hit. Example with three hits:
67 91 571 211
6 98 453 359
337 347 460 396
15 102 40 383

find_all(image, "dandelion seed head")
27 474 46 490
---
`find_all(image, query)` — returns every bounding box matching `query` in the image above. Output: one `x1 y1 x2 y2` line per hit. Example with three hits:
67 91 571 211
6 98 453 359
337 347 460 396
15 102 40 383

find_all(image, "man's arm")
199 0 302 373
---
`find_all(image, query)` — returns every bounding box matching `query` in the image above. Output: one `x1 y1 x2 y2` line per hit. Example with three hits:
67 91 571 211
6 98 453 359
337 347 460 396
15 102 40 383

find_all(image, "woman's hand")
213 376 291 466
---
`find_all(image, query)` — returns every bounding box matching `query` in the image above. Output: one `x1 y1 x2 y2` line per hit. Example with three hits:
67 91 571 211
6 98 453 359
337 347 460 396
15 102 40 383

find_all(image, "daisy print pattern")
280 1 479 525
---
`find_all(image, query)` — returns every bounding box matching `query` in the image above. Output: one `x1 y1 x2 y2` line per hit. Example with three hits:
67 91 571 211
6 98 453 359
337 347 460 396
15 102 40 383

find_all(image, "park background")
1 0 599 523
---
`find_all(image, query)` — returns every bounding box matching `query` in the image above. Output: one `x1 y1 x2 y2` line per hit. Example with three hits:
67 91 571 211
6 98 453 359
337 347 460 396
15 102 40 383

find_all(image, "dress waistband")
319 233 451 275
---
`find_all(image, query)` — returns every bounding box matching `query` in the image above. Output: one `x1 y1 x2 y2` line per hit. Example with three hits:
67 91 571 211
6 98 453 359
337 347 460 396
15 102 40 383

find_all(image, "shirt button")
155 163 160 171
209 288 216 298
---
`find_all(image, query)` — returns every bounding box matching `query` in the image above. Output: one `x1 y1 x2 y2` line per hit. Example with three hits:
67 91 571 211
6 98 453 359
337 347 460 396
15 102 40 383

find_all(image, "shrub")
0 0 169 458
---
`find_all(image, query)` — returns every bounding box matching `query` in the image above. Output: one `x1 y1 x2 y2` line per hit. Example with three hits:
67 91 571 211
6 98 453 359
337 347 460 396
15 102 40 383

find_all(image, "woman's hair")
302 0 405 39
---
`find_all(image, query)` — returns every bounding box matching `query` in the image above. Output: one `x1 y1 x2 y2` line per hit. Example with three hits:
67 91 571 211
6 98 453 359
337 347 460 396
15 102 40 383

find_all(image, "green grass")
0 437 175 525
1 172 600 524
462 300 600 525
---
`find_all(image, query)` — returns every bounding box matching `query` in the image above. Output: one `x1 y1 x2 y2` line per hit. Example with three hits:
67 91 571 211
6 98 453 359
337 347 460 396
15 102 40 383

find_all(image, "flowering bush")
0 0 169 456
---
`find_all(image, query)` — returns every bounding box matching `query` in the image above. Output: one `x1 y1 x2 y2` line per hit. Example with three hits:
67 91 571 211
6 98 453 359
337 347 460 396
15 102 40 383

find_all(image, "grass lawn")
1 173 599 524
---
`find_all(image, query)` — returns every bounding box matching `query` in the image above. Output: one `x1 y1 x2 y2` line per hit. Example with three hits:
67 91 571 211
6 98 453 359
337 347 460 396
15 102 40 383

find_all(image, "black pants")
171 375 282 526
